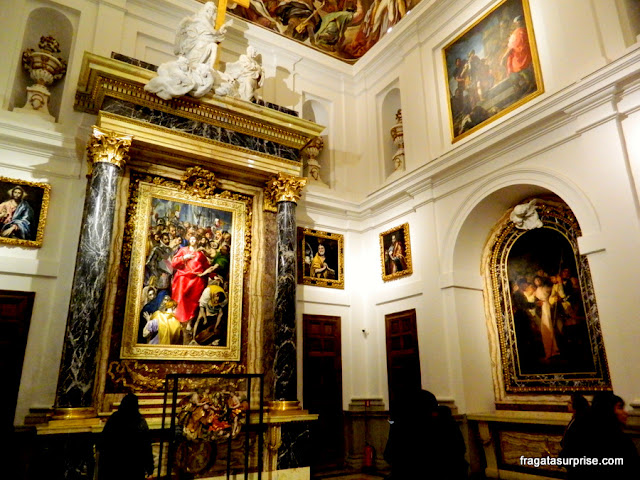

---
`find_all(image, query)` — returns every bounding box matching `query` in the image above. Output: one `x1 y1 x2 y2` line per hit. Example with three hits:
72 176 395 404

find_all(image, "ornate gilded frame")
120 171 248 361
379 223 413 282
443 0 544 143
297 227 344 289
0 176 50 248
485 198 610 393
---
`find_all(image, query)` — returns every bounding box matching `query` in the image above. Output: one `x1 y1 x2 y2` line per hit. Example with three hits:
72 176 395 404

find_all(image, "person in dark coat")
562 392 639 480
99 393 154 480
384 389 467 479
435 405 468 479
559 393 590 479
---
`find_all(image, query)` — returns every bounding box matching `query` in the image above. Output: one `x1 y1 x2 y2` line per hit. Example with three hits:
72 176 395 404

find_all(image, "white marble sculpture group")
145 2 264 102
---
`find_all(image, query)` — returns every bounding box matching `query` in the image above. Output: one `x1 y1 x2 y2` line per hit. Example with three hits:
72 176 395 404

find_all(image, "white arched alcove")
11 7 74 120
380 87 402 179
302 98 331 187
442 169 603 277
440 170 603 411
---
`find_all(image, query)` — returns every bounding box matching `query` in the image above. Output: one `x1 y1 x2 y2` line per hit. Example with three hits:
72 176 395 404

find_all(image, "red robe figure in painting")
171 235 211 325
503 15 531 74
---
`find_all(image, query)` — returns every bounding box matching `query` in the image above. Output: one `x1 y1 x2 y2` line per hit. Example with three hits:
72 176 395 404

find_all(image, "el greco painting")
298 228 344 289
0 176 50 248
380 223 412 282
120 177 247 361
443 0 543 142
225 0 420 62
484 197 610 393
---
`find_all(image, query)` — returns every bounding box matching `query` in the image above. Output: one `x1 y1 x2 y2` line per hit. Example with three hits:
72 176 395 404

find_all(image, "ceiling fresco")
221 0 421 62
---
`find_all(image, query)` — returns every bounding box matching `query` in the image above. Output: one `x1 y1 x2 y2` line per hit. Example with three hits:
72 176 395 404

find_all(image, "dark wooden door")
385 309 421 410
303 314 343 471
0 290 35 432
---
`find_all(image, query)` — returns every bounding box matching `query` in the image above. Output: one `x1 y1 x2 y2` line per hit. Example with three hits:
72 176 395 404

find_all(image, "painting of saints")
135 196 235 346
171 234 217 330
311 243 336 279
380 223 412 281
443 0 543 141
193 285 229 346
0 185 35 240
122 179 246 361
142 296 183 345
508 227 593 375
386 234 407 274
297 228 344 288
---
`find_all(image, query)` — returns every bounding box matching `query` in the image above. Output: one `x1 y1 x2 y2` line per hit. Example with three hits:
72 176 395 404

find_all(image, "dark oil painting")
507 228 595 377
443 0 543 142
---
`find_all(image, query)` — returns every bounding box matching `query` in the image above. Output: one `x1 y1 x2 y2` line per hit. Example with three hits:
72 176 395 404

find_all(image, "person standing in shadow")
559 393 590 479
586 392 639 479
436 404 468 479
562 391 639 479
99 392 154 480
384 389 467 479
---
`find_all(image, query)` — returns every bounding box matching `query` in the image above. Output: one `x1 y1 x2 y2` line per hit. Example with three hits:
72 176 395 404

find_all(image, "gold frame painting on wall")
484 197 610 393
379 223 413 282
0 176 50 248
120 178 247 362
443 0 544 143
297 227 344 289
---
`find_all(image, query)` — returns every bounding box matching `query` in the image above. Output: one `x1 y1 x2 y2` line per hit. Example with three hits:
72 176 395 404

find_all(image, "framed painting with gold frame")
0 176 50 248
120 178 247 361
297 227 344 289
484 197 610 393
380 223 412 282
443 0 544 143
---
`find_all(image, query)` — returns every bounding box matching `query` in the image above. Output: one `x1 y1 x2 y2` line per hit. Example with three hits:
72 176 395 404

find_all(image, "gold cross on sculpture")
215 0 250 29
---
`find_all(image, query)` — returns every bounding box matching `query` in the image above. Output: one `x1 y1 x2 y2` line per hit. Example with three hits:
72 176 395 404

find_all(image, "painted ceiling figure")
345 0 406 58
314 0 364 52
233 0 281 30
274 0 319 41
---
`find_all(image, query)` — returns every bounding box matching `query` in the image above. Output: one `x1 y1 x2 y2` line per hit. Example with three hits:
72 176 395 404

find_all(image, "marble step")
102 392 190 418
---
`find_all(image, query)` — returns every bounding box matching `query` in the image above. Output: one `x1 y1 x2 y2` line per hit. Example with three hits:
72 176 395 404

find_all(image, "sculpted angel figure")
215 46 264 101
145 2 231 100
175 2 229 71
144 56 194 100
510 198 543 230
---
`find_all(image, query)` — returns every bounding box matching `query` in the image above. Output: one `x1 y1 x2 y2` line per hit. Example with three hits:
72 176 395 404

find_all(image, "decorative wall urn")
302 136 326 185
390 109 405 172
18 36 67 121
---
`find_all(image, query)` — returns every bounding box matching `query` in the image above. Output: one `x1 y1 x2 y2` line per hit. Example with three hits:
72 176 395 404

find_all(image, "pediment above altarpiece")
74 52 324 185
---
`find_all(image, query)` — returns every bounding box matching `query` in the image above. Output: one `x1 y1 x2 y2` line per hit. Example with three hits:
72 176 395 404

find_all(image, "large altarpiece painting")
120 169 251 362
484 197 610 393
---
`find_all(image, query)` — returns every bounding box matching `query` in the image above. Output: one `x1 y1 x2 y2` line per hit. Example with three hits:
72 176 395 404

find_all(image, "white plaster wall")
0 114 85 425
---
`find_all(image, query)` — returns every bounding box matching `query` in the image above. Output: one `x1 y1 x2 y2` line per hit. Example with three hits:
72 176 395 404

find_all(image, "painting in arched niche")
484 196 610 393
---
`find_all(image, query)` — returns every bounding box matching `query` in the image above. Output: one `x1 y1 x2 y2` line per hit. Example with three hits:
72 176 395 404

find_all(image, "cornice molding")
0 115 81 178
301 45 640 230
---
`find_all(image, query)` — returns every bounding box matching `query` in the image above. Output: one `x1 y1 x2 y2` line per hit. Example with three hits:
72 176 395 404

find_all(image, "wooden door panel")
385 309 421 408
303 314 343 471
0 290 35 432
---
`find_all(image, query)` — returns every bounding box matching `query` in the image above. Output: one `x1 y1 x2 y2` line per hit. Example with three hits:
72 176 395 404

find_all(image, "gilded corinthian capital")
87 126 133 169
265 173 307 207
